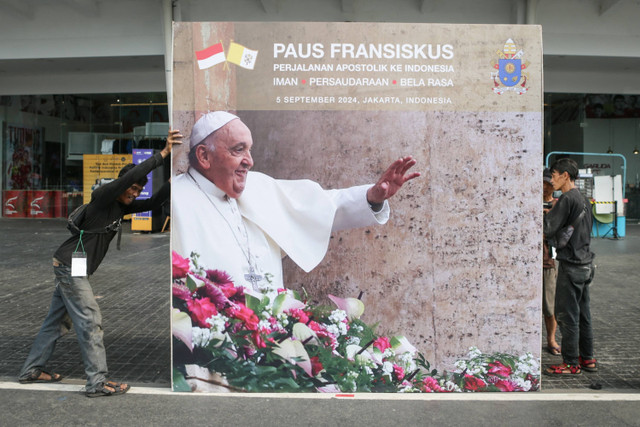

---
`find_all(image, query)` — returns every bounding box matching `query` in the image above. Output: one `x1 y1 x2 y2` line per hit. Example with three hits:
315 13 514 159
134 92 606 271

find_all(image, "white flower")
257 319 271 330
454 360 467 372
191 327 213 348
397 352 417 372
346 336 361 346
467 347 482 359
382 361 394 375
325 324 340 337
328 309 348 324
398 384 418 393
514 377 532 392
205 313 228 334
442 380 461 392
324 321 347 337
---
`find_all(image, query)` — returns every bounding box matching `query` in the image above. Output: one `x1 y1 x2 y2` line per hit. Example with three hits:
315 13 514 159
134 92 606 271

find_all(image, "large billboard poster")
171 22 543 393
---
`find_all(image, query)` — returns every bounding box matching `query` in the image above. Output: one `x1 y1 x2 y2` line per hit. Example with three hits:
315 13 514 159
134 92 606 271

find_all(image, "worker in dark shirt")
543 158 596 375
18 130 182 397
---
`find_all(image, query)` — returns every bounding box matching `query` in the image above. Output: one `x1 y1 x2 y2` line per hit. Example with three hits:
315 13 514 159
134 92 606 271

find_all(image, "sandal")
545 363 581 375
547 345 561 356
19 368 63 384
580 357 598 372
86 380 130 398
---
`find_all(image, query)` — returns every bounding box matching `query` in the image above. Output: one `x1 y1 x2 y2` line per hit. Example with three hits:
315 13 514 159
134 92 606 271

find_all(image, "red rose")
495 379 516 391
219 283 239 298
252 331 267 348
488 361 512 378
186 297 218 328
229 303 260 331
463 374 487 391
172 251 191 279
310 356 323 376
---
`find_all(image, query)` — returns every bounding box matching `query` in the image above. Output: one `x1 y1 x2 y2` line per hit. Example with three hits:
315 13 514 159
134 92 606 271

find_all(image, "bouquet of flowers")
171 251 539 393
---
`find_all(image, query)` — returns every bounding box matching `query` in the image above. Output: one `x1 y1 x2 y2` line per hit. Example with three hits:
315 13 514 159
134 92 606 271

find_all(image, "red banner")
3 190 28 217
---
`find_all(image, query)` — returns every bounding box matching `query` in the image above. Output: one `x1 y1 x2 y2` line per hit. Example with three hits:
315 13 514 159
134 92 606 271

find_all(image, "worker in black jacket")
18 130 182 397
543 158 596 376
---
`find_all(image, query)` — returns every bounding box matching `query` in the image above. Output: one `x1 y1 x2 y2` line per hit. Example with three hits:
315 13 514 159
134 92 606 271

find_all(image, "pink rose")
307 321 324 332
488 361 512 378
422 376 443 392
287 308 310 325
172 251 191 279
373 336 391 353
393 365 405 381
186 297 218 328
463 374 487 391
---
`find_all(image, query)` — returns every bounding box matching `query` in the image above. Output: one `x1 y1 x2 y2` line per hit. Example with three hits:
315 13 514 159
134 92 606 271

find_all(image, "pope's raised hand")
366 156 420 205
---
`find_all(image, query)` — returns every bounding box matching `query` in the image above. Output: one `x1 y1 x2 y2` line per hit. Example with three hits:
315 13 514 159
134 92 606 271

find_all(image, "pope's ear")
194 145 211 169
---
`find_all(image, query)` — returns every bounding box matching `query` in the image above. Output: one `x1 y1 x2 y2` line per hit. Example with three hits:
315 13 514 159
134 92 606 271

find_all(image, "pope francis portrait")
172 111 420 296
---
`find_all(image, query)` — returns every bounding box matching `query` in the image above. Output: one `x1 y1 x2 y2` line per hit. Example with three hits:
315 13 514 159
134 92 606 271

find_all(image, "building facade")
1 0 639 217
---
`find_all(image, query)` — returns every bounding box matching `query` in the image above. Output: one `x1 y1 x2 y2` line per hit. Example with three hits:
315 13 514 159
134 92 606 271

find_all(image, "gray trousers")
19 263 108 392
555 261 595 366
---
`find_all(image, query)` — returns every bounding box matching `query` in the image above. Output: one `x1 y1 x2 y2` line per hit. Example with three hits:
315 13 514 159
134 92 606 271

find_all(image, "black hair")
549 158 579 182
118 163 148 187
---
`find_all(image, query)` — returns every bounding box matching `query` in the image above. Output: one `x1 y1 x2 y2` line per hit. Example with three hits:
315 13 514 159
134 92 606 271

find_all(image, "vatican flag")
227 42 258 69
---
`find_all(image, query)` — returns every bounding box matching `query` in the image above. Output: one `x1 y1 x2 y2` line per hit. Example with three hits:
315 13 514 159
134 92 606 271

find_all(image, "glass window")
1 93 167 218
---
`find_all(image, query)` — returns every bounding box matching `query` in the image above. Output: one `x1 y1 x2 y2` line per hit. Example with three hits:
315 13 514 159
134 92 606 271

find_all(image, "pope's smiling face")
200 119 254 198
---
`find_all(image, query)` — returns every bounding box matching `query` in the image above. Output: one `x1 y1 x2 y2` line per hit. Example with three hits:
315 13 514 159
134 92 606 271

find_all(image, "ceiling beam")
0 0 35 20
599 0 621 15
259 0 278 14
60 0 100 18
341 0 355 13
420 0 435 13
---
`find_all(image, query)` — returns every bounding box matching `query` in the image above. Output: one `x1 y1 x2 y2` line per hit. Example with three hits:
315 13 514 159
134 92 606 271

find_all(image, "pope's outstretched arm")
329 156 420 232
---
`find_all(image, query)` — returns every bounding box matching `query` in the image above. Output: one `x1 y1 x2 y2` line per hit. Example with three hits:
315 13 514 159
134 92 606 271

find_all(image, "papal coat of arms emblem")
491 39 529 94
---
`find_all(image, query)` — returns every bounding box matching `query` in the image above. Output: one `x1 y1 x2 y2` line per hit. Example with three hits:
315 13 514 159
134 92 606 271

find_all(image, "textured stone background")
241 110 541 371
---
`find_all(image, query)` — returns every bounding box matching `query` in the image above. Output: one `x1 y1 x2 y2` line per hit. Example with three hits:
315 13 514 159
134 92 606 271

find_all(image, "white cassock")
172 168 390 292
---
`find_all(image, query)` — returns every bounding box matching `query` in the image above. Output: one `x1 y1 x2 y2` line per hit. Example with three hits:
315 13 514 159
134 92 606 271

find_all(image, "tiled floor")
2 218 639 391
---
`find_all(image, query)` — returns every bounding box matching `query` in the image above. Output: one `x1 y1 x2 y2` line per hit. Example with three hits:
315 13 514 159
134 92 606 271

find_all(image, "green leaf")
244 292 262 313
271 292 288 315
186 275 198 292
172 368 192 392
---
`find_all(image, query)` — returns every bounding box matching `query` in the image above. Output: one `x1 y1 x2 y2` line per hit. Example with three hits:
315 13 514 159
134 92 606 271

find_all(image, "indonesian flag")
195 43 225 70
227 42 258 70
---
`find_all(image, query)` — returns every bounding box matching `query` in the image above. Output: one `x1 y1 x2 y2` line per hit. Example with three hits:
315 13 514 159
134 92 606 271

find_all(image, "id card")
71 252 87 277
